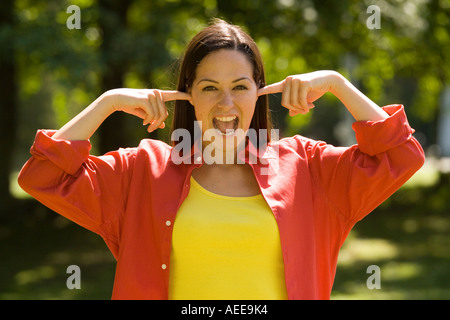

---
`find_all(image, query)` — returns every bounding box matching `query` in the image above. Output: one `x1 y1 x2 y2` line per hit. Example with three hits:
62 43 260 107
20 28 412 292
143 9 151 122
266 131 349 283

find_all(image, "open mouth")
213 116 239 136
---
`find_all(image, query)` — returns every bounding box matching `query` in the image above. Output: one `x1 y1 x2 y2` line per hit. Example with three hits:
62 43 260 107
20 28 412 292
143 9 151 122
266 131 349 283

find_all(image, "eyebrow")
196 77 252 85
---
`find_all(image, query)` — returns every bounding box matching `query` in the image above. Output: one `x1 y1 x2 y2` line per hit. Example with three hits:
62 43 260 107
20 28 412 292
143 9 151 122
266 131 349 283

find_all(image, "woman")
18 19 424 300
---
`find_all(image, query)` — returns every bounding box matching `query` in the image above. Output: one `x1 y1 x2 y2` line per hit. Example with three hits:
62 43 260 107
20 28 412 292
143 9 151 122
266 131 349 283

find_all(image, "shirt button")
161 264 167 270
196 156 202 163
165 220 171 226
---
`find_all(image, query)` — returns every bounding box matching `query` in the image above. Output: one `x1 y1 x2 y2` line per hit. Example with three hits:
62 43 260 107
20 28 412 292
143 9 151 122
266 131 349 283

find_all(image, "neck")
202 136 249 165
202 145 239 165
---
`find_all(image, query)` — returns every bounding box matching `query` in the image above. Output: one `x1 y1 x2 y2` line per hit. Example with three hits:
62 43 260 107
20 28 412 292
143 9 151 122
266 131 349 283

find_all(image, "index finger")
257 81 285 97
160 90 192 102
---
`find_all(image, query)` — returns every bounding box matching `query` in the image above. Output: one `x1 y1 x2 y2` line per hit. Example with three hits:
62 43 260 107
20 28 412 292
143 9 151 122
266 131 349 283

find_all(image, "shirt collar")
169 137 278 167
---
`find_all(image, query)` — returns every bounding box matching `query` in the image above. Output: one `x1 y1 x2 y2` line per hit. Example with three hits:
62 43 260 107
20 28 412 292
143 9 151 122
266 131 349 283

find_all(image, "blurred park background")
0 0 449 299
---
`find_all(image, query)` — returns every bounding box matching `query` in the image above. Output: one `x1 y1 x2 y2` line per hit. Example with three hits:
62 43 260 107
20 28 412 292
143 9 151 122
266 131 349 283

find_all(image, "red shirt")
18 105 424 299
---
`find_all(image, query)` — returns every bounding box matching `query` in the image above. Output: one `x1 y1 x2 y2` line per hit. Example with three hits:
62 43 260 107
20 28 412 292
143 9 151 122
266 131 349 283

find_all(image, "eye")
233 85 248 90
202 86 217 92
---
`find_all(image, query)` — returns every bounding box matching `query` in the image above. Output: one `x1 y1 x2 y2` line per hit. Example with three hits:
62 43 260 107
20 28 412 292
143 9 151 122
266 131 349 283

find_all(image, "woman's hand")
258 70 388 121
258 71 339 116
105 88 192 133
53 88 191 141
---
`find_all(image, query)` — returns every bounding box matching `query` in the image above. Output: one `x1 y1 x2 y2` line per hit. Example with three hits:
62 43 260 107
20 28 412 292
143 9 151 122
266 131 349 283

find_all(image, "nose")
218 90 234 109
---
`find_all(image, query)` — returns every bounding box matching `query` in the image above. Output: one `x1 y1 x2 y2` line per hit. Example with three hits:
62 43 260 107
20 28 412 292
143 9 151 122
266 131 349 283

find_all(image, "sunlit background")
1 0 449 299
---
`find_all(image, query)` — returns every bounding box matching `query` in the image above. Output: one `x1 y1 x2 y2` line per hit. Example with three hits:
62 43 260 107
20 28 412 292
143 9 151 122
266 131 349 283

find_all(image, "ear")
186 85 194 106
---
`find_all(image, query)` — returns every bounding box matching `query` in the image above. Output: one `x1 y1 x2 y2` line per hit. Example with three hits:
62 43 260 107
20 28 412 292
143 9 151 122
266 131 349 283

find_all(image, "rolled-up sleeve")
352 105 417 156
18 130 136 255
28 130 92 175
308 104 425 222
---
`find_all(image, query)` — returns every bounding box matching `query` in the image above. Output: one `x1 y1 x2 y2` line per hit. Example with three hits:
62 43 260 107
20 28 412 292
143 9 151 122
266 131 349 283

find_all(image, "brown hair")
170 18 272 147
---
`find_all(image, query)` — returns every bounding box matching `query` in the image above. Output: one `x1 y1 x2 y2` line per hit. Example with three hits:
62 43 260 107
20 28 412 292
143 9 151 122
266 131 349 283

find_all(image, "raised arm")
18 88 192 249
258 70 388 121
259 71 424 221
53 89 192 141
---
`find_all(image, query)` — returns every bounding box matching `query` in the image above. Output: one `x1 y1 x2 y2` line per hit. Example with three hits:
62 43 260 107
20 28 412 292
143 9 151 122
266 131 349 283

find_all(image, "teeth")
214 116 237 122
217 129 235 136
213 115 238 136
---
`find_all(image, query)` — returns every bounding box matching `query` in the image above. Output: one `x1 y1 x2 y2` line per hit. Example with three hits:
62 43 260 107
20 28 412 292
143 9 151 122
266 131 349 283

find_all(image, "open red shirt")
18 105 424 299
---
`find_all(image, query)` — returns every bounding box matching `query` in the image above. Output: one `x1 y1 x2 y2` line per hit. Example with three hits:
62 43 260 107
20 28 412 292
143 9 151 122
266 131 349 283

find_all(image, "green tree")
7 0 450 210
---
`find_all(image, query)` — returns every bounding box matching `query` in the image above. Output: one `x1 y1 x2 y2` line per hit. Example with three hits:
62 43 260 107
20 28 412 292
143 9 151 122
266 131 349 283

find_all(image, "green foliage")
8 0 449 151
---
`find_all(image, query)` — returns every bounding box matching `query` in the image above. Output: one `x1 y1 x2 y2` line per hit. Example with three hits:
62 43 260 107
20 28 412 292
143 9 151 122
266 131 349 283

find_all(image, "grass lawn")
332 162 450 299
0 206 116 299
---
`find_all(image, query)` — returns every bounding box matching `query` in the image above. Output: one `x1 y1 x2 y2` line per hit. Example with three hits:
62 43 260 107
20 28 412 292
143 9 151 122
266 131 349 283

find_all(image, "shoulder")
134 138 172 164
136 138 171 155
104 138 171 163
272 134 328 155
270 135 351 167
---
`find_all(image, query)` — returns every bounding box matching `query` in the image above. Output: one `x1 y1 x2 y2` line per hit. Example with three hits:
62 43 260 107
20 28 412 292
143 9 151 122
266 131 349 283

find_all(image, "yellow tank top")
169 176 288 300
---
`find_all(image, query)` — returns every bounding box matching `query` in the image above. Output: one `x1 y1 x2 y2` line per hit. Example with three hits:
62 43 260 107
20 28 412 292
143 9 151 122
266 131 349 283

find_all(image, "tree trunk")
437 85 450 157
0 0 17 215
97 0 133 154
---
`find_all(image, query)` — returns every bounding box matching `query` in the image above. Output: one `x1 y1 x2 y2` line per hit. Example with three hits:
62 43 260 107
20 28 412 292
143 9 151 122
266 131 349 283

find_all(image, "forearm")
329 72 388 122
52 92 114 141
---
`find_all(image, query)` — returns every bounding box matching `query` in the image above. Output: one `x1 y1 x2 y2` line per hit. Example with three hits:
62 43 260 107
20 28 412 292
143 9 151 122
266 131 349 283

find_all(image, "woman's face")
189 49 258 149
